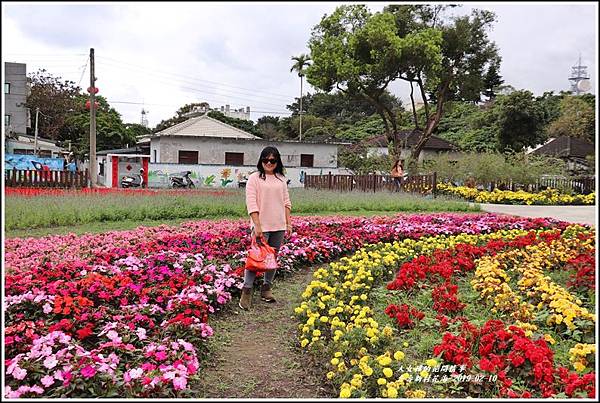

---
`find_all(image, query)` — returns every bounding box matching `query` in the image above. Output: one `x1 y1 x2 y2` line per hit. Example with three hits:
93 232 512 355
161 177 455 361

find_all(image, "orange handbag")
244 236 278 272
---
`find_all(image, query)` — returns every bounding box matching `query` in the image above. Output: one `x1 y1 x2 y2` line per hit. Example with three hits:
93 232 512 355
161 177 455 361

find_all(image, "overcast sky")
2 1 597 128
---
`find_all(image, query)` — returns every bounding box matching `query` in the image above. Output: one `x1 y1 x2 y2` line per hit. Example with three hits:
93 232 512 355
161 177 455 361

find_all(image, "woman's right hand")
254 226 263 244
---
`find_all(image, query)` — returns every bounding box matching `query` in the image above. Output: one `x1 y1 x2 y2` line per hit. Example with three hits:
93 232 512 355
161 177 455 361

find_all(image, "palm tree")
290 54 311 141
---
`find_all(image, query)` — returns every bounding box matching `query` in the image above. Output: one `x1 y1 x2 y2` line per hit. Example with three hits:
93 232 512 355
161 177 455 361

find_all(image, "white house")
138 112 351 188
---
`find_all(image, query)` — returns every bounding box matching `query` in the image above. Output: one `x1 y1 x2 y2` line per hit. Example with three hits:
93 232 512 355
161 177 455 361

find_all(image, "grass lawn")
4 188 480 238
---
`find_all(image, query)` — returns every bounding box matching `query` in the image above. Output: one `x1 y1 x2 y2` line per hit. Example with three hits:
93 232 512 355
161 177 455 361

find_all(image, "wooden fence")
5 169 89 188
486 177 595 195
304 172 437 195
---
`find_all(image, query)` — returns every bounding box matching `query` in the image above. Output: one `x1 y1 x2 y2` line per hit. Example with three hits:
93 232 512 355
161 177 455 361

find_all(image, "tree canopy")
305 4 501 170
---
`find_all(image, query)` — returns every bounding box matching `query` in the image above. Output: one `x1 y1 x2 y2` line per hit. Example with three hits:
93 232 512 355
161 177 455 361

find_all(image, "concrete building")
4 62 30 136
183 104 251 120
5 134 64 158
138 112 350 188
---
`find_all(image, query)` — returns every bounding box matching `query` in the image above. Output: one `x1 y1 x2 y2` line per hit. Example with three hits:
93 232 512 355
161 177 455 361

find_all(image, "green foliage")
335 115 386 142
421 151 567 186
5 189 479 233
337 143 392 174
153 102 209 133
64 95 136 157
24 69 81 140
306 5 406 138
488 90 547 152
547 96 595 143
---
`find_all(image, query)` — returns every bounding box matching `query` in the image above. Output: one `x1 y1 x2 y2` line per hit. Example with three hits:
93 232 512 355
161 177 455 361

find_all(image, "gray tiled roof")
153 115 260 139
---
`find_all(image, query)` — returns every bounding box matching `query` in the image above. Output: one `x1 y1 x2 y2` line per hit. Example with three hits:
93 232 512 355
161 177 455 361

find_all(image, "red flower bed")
384 304 424 329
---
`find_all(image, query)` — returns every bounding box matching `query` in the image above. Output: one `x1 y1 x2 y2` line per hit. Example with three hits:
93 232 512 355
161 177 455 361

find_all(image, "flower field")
438 183 595 205
4 213 595 398
5 187 478 233
294 221 596 398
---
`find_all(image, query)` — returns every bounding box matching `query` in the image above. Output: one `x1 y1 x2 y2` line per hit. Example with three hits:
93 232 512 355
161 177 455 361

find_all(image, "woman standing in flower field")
240 146 292 310
391 159 404 191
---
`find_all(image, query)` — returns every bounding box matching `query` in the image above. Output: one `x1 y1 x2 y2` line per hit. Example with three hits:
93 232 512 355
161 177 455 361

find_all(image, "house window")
99 161 105 176
14 148 34 155
178 150 198 164
153 149 157 163
225 152 244 166
5 114 10 127
4 83 10 94
300 154 314 167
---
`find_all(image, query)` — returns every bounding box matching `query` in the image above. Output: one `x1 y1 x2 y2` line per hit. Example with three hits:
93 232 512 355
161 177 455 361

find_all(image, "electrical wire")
98 55 294 100
96 59 291 109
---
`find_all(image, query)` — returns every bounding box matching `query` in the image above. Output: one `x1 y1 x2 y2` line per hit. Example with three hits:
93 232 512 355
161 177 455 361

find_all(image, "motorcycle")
121 173 144 188
170 171 195 188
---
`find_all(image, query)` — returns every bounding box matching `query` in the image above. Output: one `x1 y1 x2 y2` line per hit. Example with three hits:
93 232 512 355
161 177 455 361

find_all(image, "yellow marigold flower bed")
295 228 548 398
438 183 595 205
471 225 595 335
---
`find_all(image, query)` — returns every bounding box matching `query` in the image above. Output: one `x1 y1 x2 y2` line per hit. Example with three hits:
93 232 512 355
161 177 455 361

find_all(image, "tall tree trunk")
299 75 303 141
410 80 451 164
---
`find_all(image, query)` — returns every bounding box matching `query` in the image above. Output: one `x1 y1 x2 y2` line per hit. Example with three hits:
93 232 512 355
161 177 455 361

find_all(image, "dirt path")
191 268 331 398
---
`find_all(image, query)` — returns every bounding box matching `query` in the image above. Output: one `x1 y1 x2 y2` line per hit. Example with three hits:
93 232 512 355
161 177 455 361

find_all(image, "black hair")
256 146 285 181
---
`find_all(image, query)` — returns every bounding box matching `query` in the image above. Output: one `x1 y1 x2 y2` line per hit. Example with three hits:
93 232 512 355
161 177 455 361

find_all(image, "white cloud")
2 2 597 128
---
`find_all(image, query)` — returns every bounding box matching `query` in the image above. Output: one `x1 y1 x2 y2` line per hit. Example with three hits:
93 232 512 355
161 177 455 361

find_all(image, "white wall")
148 163 352 188
151 137 339 168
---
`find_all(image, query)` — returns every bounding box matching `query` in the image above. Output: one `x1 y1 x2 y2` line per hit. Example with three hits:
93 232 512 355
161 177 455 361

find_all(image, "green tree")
153 102 209 133
306 5 409 153
63 94 135 158
25 69 80 140
256 115 283 140
547 96 595 143
385 5 500 168
306 4 500 172
481 57 504 100
290 54 312 141
124 123 152 140
488 90 547 152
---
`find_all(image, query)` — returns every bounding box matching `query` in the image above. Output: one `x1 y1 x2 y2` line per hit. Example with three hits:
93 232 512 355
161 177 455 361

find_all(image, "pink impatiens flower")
41 375 55 387
173 376 187 390
80 365 96 378
43 355 58 369
154 351 168 361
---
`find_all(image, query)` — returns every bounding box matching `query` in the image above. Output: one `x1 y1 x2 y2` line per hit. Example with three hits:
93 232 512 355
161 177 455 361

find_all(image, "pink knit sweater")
245 171 292 231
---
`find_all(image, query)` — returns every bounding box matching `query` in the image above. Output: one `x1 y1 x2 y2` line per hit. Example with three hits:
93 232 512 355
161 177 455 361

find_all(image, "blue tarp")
4 154 65 171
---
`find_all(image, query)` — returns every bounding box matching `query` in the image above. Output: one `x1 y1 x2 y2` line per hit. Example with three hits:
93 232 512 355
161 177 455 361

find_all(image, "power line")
97 55 294 100
108 100 291 115
96 59 290 109
96 58 292 105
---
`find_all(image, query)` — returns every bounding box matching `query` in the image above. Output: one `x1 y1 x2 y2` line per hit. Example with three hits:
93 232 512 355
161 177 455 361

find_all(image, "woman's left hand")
285 224 293 238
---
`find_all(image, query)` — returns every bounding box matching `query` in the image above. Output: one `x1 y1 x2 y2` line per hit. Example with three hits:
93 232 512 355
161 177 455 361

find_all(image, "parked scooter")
121 169 144 188
170 171 195 188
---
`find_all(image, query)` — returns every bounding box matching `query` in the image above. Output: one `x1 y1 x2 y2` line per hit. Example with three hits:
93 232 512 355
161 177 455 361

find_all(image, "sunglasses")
262 158 277 165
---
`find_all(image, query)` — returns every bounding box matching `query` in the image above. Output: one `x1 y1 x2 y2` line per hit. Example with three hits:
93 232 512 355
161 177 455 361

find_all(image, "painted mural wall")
148 163 352 188
4 153 65 171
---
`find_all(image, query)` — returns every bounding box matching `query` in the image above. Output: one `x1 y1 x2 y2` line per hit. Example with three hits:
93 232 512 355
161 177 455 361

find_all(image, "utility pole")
89 48 97 188
34 107 40 156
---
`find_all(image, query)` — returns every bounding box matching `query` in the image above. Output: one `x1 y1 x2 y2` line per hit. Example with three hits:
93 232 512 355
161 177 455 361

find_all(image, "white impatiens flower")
136 327 147 340
43 355 58 369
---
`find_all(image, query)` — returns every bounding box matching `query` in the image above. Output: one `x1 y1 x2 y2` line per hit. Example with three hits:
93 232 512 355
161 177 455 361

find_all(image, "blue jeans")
243 230 285 288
